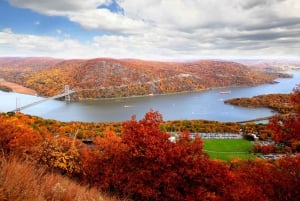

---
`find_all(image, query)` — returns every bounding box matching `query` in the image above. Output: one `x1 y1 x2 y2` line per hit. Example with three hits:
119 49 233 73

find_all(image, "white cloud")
4 0 300 59
67 9 149 34
117 0 300 31
1 27 299 60
0 29 89 58
9 0 148 34
9 0 112 12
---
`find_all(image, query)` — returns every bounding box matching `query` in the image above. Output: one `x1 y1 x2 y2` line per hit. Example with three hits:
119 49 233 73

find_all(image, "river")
0 71 300 122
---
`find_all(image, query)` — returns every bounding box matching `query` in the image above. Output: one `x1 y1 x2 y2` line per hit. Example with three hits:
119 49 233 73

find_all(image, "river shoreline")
0 73 291 102
76 82 281 101
0 79 37 95
74 71 293 101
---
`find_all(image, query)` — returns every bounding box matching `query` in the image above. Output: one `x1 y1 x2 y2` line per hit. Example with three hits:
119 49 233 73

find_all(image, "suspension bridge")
11 85 75 112
236 116 273 123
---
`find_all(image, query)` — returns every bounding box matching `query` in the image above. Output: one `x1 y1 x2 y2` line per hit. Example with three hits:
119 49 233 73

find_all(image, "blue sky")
0 1 105 42
0 0 300 60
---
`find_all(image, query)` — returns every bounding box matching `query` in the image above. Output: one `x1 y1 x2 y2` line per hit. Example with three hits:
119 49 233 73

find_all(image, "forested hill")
0 57 285 99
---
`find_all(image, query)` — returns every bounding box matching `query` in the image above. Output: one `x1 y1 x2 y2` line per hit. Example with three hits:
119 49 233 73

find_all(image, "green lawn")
203 139 255 161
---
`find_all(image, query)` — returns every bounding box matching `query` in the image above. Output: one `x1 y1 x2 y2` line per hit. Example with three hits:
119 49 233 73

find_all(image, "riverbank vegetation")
225 93 294 114
0 85 12 92
0 79 37 95
0 111 271 141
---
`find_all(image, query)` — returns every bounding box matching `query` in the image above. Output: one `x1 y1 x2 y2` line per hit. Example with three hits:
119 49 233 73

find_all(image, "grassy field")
203 139 255 161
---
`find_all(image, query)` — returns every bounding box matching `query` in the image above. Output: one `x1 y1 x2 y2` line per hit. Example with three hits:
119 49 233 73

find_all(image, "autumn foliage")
228 157 300 201
1 109 300 200
0 157 118 201
225 93 294 114
268 86 300 151
0 57 283 99
0 113 43 156
253 144 277 154
79 111 233 200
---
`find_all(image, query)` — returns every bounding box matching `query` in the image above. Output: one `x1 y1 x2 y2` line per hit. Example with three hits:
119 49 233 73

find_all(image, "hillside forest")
0 57 290 99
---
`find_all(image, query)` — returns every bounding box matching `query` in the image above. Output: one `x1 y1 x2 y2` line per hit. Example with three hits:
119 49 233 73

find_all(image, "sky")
0 0 300 60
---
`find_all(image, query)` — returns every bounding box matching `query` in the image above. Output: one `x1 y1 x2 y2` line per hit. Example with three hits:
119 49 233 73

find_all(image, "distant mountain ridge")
0 57 285 99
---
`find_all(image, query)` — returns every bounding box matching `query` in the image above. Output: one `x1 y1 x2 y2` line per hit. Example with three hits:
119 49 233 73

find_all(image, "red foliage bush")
253 144 277 154
80 111 233 200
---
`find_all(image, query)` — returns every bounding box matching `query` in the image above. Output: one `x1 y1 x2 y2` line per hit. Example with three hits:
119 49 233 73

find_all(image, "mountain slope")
0 57 282 99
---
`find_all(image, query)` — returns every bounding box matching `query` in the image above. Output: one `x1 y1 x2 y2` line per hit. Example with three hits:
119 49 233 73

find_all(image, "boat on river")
219 91 231 94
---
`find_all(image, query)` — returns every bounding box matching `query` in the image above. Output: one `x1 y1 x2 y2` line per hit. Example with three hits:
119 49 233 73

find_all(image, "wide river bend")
1 71 299 122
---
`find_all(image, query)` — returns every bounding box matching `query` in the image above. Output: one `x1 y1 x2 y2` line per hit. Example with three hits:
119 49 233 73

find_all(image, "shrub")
0 157 119 201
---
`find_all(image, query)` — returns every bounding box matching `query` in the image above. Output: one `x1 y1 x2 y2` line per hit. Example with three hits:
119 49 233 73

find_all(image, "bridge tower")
65 85 71 102
15 97 21 112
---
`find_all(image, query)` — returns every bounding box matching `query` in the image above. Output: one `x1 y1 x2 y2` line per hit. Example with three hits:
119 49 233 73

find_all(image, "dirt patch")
0 80 37 95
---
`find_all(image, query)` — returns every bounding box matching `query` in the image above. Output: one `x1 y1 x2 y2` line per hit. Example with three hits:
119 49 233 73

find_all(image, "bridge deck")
236 116 273 123
11 90 75 112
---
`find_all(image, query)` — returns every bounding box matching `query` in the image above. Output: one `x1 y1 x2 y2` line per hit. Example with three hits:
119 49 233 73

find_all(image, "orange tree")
0 113 43 157
38 136 83 175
